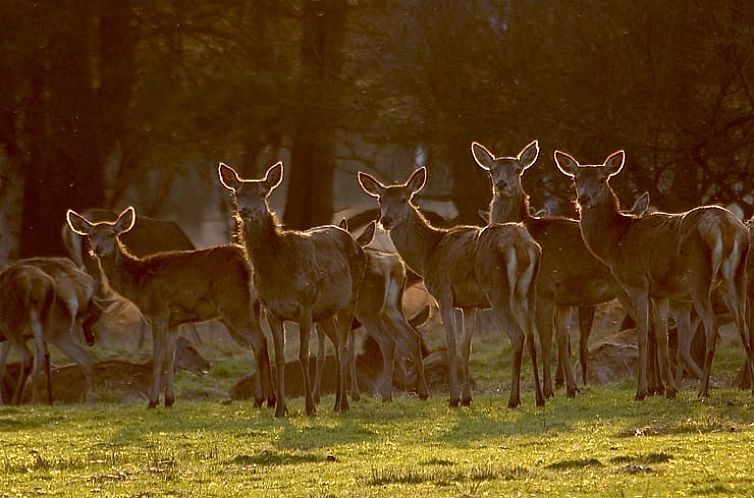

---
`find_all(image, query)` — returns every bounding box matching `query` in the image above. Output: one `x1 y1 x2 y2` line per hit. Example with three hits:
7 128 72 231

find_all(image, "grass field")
2 310 754 497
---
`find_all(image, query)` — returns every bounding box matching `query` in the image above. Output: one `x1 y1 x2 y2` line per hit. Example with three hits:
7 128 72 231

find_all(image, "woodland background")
2 0 754 261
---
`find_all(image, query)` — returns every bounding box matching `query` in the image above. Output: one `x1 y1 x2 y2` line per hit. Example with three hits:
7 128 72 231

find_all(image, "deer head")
218 162 283 218
472 140 539 198
358 168 426 230
554 150 625 210
66 207 136 258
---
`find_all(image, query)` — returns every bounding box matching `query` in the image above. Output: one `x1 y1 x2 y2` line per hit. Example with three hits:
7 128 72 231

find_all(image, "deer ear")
629 191 650 216
471 142 496 171
406 167 427 194
66 210 92 236
358 172 385 198
604 150 625 177
554 151 579 178
517 140 539 171
263 162 283 192
355 221 376 247
218 163 242 192
337 217 348 230
114 206 136 235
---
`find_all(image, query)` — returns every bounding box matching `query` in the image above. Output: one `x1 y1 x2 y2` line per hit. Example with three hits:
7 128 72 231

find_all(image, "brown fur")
358 167 544 408
66 207 274 409
219 162 367 417
556 150 751 400
0 264 55 404
473 140 621 398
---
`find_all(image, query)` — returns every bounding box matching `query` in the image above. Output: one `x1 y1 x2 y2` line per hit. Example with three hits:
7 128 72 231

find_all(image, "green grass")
2 317 754 497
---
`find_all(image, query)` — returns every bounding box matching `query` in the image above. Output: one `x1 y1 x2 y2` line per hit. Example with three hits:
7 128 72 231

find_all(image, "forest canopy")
2 0 754 261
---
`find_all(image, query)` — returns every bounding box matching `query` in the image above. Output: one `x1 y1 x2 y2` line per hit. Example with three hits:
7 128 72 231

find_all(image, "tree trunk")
283 0 348 230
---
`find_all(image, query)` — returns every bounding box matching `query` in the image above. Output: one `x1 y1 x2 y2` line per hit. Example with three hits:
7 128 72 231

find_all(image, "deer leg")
346 326 361 402
493 307 524 409
554 306 578 398
0 341 9 405
297 310 316 416
48 326 96 402
28 308 46 405
653 298 678 398
229 313 275 408
313 325 327 404
148 318 169 409
163 330 178 407
385 307 428 400
12 344 33 405
535 300 555 398
625 286 649 401
673 304 702 383
334 307 355 413
267 314 287 418
460 308 476 406
438 299 460 407
578 305 596 385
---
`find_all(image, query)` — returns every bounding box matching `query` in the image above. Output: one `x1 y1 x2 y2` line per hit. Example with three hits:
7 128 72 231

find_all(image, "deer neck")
239 209 282 268
97 241 141 301
388 206 444 276
490 188 531 224
578 191 630 265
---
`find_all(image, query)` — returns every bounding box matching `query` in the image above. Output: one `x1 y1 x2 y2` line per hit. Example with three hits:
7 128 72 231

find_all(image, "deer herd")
0 139 752 418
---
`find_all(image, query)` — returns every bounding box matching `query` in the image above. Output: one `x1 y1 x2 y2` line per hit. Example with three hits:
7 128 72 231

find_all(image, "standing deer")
218 162 367 417
66 207 274 409
0 258 101 405
471 141 656 397
0 264 54 404
358 167 544 408
62 208 199 348
321 219 429 402
555 149 752 399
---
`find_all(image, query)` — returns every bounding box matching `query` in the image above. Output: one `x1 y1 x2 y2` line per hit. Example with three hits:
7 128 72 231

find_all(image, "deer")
218 162 367 417
314 219 429 403
66 207 275 409
0 264 55 404
62 208 200 348
0 258 101 405
471 140 628 398
358 166 545 408
555 149 752 400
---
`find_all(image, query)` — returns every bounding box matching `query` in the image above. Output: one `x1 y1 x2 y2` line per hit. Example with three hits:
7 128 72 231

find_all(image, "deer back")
115 245 252 321
255 226 366 321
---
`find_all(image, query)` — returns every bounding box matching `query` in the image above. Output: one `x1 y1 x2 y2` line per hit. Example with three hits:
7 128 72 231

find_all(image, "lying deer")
359 167 544 408
66 207 274 409
555 149 751 399
219 162 367 417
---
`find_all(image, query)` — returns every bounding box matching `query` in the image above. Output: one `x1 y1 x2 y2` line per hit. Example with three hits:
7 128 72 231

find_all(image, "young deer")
219 162 367 417
555 149 752 399
324 219 429 402
66 207 274 409
472 140 634 398
359 167 544 408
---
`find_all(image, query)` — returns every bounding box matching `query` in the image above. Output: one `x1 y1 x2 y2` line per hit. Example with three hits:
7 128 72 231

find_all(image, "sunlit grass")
1 317 753 496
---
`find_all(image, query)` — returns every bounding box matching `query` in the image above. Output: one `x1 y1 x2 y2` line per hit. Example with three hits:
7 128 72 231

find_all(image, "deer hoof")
461 397 472 407
165 396 175 408
418 392 429 401
147 401 158 409
634 390 647 401
448 398 460 408
665 388 678 399
536 396 546 408
274 405 288 418
566 388 577 399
